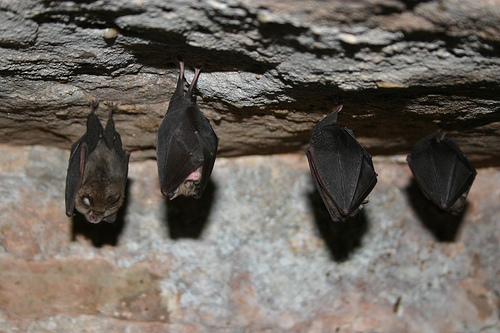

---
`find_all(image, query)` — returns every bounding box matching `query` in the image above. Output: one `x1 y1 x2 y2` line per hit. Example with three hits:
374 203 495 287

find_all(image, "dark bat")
407 129 476 214
65 100 130 223
156 60 218 199
306 104 378 222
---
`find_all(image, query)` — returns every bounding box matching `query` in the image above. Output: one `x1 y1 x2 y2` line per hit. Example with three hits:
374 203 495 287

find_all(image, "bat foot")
103 101 117 108
103 101 118 117
436 129 447 142
90 100 99 112
188 67 202 97
177 58 185 82
333 103 343 114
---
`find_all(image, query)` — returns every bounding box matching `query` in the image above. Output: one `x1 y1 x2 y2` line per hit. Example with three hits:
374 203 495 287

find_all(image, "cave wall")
0 0 499 164
0 145 499 332
0 1 500 332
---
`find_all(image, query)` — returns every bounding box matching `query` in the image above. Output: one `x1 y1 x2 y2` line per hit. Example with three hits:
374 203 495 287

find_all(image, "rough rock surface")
0 0 499 165
1 1 499 330
0 144 499 332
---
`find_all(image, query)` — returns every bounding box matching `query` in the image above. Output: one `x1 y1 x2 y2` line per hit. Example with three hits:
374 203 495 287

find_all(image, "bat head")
74 140 127 224
168 166 203 200
75 184 125 223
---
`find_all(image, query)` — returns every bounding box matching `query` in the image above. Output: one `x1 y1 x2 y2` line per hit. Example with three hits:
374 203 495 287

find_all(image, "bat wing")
157 62 218 199
191 108 218 199
157 111 203 197
307 126 377 221
407 132 476 211
103 108 130 187
307 145 343 221
157 106 218 198
65 111 104 216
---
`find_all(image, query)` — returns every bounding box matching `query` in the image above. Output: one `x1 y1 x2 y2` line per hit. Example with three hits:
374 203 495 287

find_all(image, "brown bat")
65 100 130 223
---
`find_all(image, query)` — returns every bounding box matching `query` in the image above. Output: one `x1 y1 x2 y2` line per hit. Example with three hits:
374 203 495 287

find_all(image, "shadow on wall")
308 189 369 262
406 179 466 242
71 180 131 247
164 179 217 239
307 177 467 262
71 178 217 245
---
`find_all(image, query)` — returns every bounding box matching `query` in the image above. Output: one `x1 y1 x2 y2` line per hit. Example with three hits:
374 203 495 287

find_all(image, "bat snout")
87 211 104 224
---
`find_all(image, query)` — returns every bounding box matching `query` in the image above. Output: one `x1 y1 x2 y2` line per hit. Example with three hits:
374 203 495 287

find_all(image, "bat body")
157 61 218 199
306 105 378 222
407 130 476 214
65 101 130 223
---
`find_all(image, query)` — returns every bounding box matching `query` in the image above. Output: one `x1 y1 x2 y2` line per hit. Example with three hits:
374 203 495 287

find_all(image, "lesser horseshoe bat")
156 60 218 199
407 129 476 214
306 104 378 222
65 100 130 223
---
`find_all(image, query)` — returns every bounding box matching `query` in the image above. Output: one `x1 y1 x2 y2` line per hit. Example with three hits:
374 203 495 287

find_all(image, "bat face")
74 140 127 223
407 130 476 214
65 101 130 223
306 105 378 222
156 61 218 200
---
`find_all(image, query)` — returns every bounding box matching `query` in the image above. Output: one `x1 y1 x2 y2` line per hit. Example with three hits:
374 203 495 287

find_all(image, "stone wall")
0 145 499 332
0 0 499 164
0 0 499 331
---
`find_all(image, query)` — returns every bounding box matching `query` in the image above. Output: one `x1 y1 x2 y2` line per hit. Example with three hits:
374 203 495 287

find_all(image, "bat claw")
437 129 447 141
103 101 117 108
103 101 118 117
89 100 99 112
193 62 203 71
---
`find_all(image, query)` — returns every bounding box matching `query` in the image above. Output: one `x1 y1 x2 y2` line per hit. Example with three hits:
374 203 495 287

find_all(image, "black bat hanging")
156 60 218 199
407 129 476 214
65 100 130 223
306 104 378 222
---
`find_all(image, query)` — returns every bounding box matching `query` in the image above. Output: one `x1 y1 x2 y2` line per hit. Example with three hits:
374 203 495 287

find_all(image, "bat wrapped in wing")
157 60 218 199
65 101 130 223
407 129 476 214
306 104 378 222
